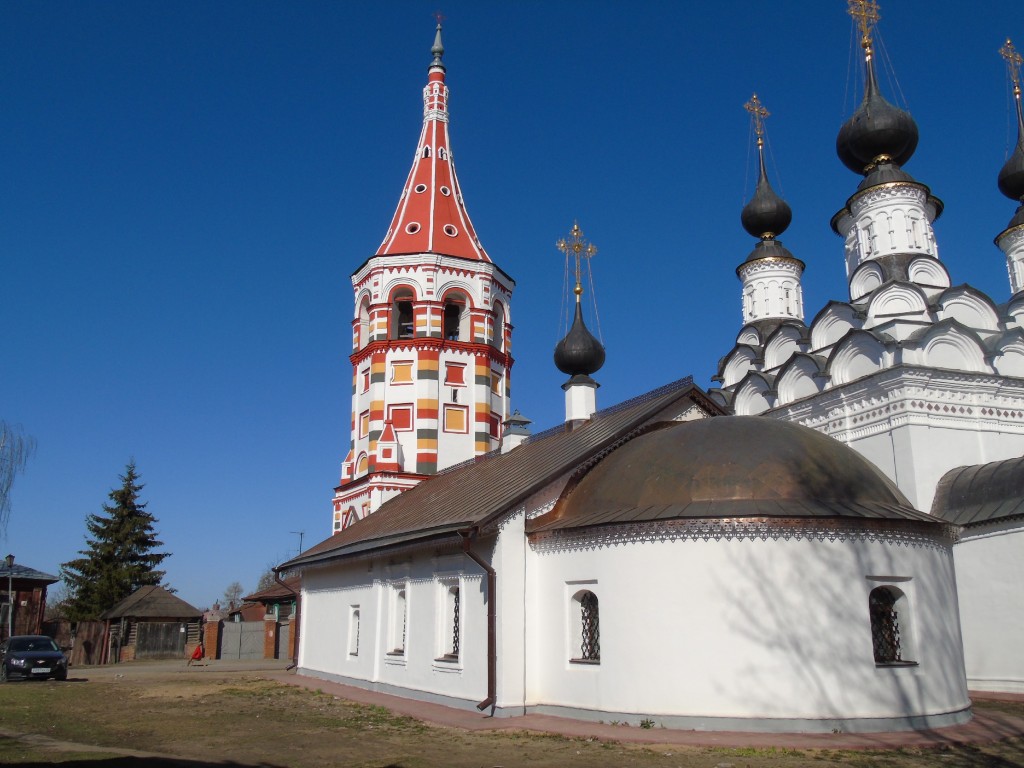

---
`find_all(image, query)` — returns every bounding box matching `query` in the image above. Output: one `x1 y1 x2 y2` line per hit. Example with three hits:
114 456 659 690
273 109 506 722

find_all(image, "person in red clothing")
187 639 205 666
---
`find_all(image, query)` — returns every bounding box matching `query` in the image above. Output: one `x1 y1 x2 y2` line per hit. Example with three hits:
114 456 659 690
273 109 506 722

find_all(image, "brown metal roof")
529 417 933 533
98 585 202 620
931 455 1024 526
283 377 721 569
242 575 300 603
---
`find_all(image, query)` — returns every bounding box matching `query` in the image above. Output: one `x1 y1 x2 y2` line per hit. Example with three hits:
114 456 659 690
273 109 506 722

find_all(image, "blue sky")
2 1 1020 609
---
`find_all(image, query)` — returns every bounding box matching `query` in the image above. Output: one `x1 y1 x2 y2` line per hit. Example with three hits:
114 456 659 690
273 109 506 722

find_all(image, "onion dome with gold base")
554 223 605 424
997 38 1024 295
831 1 944 290
736 94 805 329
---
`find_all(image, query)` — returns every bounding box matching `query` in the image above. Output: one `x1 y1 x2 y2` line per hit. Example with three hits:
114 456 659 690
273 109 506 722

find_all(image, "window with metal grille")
444 586 460 659
572 590 600 663
869 586 910 664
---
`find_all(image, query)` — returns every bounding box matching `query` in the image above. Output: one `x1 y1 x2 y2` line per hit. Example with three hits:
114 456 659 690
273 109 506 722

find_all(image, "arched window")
442 292 470 341
390 588 407 654
348 607 360 656
869 586 914 664
391 288 415 340
441 585 460 659
357 296 371 349
571 590 600 663
422 146 431 158
443 302 461 340
491 302 505 351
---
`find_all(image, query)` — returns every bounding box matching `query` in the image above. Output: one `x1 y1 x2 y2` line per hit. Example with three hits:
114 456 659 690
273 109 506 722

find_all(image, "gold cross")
556 222 597 298
744 93 770 145
848 0 880 51
1001 38 1022 95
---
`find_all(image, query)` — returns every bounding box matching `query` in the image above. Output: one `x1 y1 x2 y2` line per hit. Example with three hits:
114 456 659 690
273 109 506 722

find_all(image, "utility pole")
4 554 14 639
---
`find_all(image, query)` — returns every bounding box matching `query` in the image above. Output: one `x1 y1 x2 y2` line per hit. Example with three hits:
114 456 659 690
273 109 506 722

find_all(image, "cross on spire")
848 0 880 53
1001 38 1023 97
744 93 770 147
557 222 597 300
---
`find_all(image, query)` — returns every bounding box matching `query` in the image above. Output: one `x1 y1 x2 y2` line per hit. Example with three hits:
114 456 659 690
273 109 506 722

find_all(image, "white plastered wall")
524 530 968 730
297 550 490 708
953 520 1024 693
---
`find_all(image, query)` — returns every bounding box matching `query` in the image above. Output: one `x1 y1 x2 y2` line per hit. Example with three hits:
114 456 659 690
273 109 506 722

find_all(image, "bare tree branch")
0 421 36 533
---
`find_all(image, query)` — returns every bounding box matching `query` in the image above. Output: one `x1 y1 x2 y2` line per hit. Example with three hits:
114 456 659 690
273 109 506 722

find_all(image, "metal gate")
136 622 187 659
278 623 290 659
220 621 264 660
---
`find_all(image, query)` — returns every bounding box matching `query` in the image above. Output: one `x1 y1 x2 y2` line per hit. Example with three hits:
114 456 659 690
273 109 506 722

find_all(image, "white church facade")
282 6 1024 733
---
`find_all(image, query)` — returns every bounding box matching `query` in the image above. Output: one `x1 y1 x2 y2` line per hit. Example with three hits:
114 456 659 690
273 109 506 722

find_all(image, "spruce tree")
60 461 170 620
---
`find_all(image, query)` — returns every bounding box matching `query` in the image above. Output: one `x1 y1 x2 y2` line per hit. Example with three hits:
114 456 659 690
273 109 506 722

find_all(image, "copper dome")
531 417 931 532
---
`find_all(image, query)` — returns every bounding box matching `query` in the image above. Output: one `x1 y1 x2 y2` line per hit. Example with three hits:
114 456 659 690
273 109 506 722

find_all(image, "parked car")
0 635 69 681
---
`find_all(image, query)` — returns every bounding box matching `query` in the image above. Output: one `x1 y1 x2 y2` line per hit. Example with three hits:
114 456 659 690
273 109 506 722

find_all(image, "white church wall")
297 551 490 709
299 563 379 681
954 520 1024 693
493 511 528 712
526 529 968 731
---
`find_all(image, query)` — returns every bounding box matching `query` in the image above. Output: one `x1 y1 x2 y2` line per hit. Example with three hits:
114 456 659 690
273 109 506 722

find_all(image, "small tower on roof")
554 222 605 424
331 22 516 534
737 93 805 326
997 37 1024 295
831 0 945 292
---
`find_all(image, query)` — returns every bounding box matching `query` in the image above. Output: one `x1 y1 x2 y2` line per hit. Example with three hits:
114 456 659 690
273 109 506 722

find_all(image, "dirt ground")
1 661 1023 768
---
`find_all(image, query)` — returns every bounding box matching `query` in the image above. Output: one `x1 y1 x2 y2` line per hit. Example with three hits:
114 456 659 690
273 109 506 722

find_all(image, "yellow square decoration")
444 405 467 433
392 362 414 384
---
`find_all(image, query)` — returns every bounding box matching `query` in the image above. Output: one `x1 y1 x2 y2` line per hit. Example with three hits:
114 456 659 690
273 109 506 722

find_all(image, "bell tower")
331 23 515 533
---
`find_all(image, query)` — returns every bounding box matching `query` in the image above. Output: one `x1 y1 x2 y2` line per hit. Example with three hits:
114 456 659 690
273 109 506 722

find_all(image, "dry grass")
0 671 1023 767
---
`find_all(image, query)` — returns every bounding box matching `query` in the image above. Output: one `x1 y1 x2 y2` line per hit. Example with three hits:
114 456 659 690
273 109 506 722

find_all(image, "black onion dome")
998 98 1024 202
741 151 792 239
554 302 605 376
837 58 919 174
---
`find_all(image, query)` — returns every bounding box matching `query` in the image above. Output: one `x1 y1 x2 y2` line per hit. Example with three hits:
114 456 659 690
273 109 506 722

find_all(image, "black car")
0 635 69 681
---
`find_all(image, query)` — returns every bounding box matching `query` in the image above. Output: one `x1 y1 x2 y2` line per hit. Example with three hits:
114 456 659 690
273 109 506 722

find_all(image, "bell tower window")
491 302 505 351
444 302 461 340
442 292 470 341
358 297 371 348
391 288 415 340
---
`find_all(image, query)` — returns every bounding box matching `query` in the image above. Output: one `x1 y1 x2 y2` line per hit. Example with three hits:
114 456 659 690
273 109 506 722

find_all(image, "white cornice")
769 366 1024 441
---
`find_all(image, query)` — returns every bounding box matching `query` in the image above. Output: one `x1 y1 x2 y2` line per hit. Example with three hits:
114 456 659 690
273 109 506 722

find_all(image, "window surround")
567 581 600 666
434 577 462 665
386 583 408 659
867 579 917 667
391 288 416 340
347 606 360 657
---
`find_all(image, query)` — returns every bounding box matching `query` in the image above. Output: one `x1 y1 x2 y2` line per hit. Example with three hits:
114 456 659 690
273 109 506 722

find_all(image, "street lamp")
4 554 13 639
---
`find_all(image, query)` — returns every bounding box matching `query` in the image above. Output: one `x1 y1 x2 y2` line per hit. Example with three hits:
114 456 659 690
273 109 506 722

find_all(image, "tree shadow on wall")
701 448 1024 762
